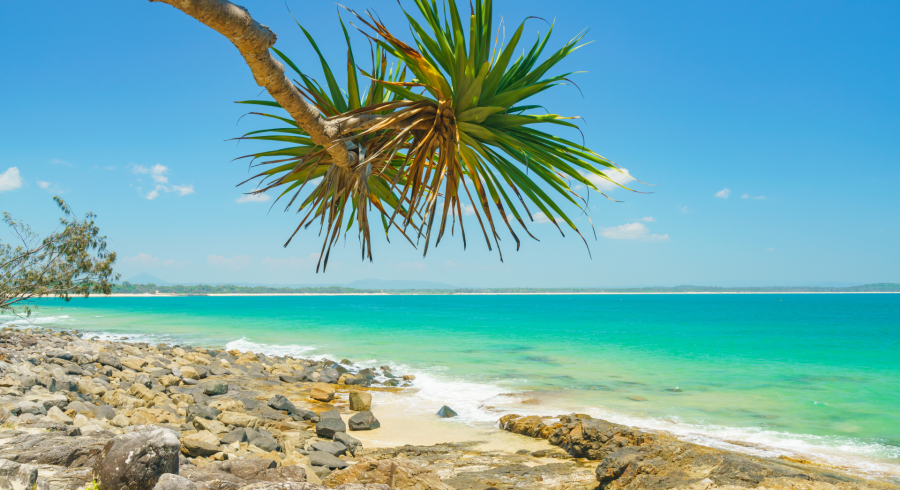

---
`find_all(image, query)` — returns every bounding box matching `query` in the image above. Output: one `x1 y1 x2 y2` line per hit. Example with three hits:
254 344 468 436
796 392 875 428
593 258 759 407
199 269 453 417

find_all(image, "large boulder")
349 392 371 412
334 433 362 457
92 427 180 490
311 441 347 456
180 439 220 458
0 459 39 490
309 383 334 402
315 418 346 439
324 457 453 490
348 411 380 431
97 352 123 370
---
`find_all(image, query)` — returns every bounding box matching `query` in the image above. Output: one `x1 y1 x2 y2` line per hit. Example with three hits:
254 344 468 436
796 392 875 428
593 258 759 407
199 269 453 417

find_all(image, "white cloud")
37 180 50 189
50 159 71 166
601 222 670 242
236 193 271 203
207 254 254 270
171 184 195 196
532 212 552 224
580 167 634 192
742 193 766 200
678 204 690 213
715 188 731 199
260 254 320 268
640 217 655 222
125 253 188 268
0 167 23 192
444 260 460 268
132 164 193 200
460 203 476 215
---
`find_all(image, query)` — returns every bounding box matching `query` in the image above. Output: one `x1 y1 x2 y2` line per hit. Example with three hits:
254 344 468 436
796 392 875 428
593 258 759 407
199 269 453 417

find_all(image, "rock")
311 441 347 456
254 465 308 484
278 375 300 383
97 352 123 370
306 451 348 470
267 394 298 413
219 427 250 444
317 368 339 384
208 364 230 376
181 439 220 458
315 418 346 439
14 401 45 416
186 404 220 422
0 459 39 490
202 381 227 396
92 427 180 490
319 410 342 420
179 366 200 380
151 473 197 490
309 383 334 402
0 407 10 423
209 399 245 413
249 431 280 453
191 416 228 435
217 411 259 428
348 411 380 431
110 413 132 428
324 457 452 490
334 432 362 457
348 392 371 412
45 406 73 424
436 406 457 418
92 404 117 421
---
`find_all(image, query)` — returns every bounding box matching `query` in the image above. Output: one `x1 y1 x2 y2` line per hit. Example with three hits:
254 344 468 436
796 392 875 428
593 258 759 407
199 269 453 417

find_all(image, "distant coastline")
99 282 900 297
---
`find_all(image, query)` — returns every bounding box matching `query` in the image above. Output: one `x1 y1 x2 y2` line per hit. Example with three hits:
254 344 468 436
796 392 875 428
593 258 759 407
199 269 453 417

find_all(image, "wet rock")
315 418 346 439
151 473 198 490
92 427 180 490
348 392 371 412
309 383 334 402
436 406 457 418
348 411 380 431
306 451 348 470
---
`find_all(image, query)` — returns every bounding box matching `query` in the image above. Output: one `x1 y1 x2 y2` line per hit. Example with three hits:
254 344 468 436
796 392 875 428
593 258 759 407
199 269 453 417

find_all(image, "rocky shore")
0 326 896 490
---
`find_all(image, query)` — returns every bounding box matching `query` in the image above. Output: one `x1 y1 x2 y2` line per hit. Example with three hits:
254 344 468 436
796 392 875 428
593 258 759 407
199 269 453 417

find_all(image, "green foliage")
239 1 638 270
0 197 119 315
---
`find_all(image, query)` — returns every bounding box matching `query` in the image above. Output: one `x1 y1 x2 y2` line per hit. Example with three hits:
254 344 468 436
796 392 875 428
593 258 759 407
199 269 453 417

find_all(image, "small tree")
0 197 119 316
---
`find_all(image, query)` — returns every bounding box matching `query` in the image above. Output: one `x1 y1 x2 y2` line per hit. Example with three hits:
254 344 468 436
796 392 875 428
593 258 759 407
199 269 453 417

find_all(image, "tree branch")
149 0 356 168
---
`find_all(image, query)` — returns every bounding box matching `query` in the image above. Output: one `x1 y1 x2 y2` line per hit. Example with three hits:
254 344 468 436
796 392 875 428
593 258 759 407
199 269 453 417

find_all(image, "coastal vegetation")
151 0 632 270
0 197 118 315
110 282 900 295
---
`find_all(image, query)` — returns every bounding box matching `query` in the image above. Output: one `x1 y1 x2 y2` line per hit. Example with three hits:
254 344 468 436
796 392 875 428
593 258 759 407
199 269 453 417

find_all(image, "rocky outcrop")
324 457 453 490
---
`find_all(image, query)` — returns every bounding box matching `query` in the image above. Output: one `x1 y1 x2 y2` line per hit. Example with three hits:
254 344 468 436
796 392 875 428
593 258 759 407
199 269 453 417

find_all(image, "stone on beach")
309 382 335 402
436 405 457 418
315 417 347 439
348 411 380 431
349 391 372 411
202 380 228 395
92 427 180 490
306 450 349 470
151 473 197 490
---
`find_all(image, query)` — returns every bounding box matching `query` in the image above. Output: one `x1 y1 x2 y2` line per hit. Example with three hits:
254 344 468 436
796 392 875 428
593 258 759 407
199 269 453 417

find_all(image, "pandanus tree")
151 0 638 271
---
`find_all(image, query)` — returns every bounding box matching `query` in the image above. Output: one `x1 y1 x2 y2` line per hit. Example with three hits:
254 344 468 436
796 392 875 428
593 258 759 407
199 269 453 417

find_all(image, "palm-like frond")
237 1 636 271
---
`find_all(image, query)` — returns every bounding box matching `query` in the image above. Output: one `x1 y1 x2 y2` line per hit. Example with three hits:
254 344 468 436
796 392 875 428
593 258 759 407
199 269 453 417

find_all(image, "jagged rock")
306 451 348 470
324 457 452 490
348 392 371 412
0 459 39 490
181 439 220 458
315 418 346 439
186 404 221 423
209 399 245 413
333 433 361 457
217 411 259 428
97 352 122 370
92 427 180 490
435 406 457 418
348 411 380 431
151 473 197 490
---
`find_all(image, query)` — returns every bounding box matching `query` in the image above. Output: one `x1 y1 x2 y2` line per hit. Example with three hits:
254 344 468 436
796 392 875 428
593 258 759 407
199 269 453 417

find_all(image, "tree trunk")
149 0 355 168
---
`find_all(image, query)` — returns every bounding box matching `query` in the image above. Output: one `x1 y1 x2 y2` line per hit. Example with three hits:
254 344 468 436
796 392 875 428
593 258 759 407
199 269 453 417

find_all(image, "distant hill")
125 273 171 286
110 282 900 295
346 278 457 290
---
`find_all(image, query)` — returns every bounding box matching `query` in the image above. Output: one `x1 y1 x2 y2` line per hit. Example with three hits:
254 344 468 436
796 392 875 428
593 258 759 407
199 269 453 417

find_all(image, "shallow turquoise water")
6 294 899 476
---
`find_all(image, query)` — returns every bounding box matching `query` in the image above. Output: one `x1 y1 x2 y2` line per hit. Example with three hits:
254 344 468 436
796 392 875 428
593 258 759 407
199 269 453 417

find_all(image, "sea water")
3 294 898 479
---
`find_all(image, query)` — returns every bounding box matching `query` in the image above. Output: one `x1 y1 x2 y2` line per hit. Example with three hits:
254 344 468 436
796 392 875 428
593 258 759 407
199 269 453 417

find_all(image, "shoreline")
88 291 900 297
1 324 898 489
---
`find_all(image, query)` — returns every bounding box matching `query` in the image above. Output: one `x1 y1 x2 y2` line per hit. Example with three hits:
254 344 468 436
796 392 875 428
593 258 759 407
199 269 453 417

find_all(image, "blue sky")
1 0 898 287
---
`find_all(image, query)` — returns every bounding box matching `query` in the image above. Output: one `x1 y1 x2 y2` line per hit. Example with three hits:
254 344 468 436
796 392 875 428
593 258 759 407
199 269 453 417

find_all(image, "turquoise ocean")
3 294 898 480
